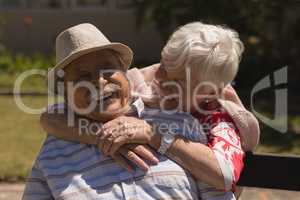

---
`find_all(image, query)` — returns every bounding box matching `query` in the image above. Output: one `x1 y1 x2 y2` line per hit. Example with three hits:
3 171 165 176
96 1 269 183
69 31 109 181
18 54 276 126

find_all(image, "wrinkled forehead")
64 51 124 76
78 50 121 68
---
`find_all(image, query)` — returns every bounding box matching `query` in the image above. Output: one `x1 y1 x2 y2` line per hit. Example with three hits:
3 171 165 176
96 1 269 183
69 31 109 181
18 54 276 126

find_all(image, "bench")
237 152 300 191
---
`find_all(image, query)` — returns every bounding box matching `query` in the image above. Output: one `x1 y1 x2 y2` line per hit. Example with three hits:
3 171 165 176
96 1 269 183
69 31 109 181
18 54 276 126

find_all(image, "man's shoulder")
37 135 86 161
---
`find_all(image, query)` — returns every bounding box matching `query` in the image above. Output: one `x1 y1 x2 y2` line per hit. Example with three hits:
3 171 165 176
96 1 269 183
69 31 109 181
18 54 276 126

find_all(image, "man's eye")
99 72 114 79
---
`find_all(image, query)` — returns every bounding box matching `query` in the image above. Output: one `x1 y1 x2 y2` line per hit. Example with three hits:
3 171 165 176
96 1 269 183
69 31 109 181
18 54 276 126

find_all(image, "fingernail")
153 157 159 164
143 166 149 172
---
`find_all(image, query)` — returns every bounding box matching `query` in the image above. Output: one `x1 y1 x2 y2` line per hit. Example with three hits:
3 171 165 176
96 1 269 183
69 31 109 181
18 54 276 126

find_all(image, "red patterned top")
193 108 245 191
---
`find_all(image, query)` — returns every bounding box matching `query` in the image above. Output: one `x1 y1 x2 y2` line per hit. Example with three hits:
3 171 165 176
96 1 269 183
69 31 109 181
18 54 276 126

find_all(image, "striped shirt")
23 99 241 200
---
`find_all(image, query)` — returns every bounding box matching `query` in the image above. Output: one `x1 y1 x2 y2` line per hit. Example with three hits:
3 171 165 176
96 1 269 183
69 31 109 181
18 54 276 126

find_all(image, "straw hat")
48 23 133 93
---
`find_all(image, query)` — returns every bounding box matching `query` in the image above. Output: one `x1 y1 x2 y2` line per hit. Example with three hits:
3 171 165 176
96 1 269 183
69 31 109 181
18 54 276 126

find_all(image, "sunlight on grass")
0 73 47 93
0 96 52 181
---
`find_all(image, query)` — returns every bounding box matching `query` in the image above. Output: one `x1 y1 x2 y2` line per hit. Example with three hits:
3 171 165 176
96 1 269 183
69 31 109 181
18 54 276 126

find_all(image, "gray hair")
161 22 244 88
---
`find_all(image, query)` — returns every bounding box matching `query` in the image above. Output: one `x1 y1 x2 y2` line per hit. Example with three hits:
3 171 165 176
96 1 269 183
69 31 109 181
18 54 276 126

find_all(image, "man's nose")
98 77 108 88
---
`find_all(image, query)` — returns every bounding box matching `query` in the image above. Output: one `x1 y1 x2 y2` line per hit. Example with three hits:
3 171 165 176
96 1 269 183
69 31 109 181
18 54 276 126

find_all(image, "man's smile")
87 83 122 112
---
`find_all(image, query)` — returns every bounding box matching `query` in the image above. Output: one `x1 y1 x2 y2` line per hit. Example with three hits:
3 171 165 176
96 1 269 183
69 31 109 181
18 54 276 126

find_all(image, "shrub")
0 50 55 74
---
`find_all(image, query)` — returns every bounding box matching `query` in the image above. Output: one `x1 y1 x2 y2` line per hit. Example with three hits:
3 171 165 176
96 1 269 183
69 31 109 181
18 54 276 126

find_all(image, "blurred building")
0 0 164 63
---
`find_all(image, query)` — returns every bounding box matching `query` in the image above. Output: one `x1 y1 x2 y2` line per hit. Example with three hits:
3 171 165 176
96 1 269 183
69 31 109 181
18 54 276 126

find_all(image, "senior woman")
41 22 259 196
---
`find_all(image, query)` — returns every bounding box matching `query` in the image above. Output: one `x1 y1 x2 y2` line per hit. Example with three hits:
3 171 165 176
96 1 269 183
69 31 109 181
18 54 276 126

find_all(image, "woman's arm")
149 117 245 191
96 109 242 191
40 110 159 172
40 111 97 145
149 134 226 190
42 106 243 190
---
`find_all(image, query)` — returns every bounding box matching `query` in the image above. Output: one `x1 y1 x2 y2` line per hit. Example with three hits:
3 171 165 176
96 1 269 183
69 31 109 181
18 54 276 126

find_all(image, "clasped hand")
96 116 158 172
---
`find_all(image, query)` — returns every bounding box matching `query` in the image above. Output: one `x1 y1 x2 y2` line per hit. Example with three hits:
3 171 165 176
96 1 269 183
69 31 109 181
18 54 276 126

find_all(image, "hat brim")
48 42 133 94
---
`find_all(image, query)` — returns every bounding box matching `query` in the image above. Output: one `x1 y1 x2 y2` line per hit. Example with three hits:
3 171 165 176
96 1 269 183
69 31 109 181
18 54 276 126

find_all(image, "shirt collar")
130 97 145 117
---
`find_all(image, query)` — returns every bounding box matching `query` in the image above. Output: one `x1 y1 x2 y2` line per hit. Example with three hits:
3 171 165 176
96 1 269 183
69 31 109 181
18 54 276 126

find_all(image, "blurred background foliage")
0 51 54 73
0 50 54 92
0 0 298 91
0 0 299 85
131 0 299 90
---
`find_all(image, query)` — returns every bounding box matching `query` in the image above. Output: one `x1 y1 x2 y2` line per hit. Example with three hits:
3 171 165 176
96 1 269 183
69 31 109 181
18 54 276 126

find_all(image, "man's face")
63 50 130 121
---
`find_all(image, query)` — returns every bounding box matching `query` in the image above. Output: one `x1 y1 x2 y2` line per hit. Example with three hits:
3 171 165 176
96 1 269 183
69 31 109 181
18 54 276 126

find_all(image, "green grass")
0 73 47 93
0 96 299 181
0 96 48 181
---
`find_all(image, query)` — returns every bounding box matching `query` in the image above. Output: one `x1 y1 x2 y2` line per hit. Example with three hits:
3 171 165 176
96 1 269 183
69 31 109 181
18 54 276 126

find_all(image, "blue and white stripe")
23 101 235 200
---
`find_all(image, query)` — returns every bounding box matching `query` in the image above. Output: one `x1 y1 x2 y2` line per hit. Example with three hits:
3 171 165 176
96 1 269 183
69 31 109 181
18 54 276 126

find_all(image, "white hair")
161 22 244 88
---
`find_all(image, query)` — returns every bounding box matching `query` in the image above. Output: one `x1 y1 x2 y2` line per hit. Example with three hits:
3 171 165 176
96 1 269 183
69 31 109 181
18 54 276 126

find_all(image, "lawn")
0 96 48 181
0 95 299 181
0 73 47 93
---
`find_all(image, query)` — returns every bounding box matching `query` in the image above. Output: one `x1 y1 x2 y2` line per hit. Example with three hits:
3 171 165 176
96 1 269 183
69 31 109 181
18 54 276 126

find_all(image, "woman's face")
155 62 220 113
63 50 130 121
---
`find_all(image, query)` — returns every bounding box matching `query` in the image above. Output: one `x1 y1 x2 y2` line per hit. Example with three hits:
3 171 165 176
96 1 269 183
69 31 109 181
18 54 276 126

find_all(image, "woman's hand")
97 116 154 156
107 144 159 172
223 85 245 108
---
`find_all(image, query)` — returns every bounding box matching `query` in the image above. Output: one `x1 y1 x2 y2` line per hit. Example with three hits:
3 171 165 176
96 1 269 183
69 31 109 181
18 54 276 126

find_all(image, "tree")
0 16 5 52
131 0 300 89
